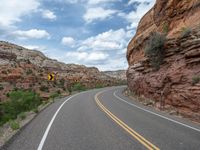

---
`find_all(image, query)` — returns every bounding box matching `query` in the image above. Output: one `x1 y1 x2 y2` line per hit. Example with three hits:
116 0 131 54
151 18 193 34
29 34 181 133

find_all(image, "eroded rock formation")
0 41 120 101
127 0 200 121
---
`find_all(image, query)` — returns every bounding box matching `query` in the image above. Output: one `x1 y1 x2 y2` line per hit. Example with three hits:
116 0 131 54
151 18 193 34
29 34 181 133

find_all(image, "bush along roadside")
0 90 53 147
70 82 87 92
0 90 41 126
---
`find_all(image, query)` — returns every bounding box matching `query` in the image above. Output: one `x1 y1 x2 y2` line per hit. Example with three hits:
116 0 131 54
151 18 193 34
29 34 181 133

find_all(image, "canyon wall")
0 41 120 101
127 0 200 121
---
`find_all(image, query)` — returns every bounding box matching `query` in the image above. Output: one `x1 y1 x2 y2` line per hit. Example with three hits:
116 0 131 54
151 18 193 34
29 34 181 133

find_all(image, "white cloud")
117 48 127 55
88 0 118 5
65 28 132 70
42 10 56 20
128 0 155 6
121 0 155 30
126 29 136 39
83 7 117 23
0 0 40 28
94 56 128 71
55 0 118 5
67 0 79 3
80 28 127 51
62 0 83 3
65 51 108 62
43 28 131 71
23 45 47 51
61 37 75 46
13 29 50 39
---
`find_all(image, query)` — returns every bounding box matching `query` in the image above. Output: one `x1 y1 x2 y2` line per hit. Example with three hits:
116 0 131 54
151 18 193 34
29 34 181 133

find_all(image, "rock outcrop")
0 41 119 101
127 0 200 121
103 70 127 81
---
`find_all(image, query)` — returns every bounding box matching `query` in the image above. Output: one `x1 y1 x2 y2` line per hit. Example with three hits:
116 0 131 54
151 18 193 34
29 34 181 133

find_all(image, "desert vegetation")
71 82 86 92
0 90 41 126
39 85 49 92
162 22 169 34
192 76 200 85
145 32 166 70
180 27 192 38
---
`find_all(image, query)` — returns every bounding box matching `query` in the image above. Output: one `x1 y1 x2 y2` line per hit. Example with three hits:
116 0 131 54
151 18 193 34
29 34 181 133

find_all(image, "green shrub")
71 83 86 91
62 87 66 91
9 120 20 130
50 92 60 100
0 85 3 91
95 84 104 88
13 87 19 91
57 90 61 95
18 112 26 120
192 76 200 85
163 22 169 34
6 93 10 97
43 100 49 105
60 79 65 86
68 87 72 93
26 60 31 64
145 32 166 70
39 85 49 92
0 90 41 126
26 69 33 75
180 27 191 38
33 108 39 113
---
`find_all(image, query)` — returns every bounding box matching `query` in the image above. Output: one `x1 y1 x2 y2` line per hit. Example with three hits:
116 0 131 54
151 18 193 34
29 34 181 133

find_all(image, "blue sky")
0 0 155 71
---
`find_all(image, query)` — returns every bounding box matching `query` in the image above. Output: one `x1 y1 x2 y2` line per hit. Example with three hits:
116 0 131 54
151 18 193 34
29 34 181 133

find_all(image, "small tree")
145 32 166 70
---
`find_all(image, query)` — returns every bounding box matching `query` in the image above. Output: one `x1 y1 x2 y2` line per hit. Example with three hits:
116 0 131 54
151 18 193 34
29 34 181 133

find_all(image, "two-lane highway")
2 86 200 150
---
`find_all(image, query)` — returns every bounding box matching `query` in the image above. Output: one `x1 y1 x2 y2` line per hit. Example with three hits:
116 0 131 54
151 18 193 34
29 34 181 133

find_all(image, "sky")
0 0 155 71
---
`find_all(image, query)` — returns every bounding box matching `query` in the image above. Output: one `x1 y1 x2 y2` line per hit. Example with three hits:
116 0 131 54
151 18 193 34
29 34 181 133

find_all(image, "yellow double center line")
95 91 160 150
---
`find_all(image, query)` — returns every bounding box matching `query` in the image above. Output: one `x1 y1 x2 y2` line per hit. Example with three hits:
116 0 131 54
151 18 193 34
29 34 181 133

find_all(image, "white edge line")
37 91 87 150
113 90 200 133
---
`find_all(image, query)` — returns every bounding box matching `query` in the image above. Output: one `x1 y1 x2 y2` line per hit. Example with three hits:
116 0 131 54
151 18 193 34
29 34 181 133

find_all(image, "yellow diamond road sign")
48 73 55 81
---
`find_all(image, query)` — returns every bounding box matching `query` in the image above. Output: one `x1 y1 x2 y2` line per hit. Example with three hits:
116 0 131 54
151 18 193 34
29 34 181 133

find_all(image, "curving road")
1 86 200 150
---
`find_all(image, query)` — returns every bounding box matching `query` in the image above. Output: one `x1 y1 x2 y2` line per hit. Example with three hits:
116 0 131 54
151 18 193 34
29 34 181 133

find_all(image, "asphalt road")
1 86 200 150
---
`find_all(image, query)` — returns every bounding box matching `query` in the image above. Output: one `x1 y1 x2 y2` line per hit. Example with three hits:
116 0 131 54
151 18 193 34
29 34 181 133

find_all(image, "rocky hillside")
103 70 127 81
0 41 119 102
127 0 200 121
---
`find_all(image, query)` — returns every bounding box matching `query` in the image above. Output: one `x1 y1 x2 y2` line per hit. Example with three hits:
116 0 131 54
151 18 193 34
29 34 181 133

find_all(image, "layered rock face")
127 0 200 121
0 41 119 101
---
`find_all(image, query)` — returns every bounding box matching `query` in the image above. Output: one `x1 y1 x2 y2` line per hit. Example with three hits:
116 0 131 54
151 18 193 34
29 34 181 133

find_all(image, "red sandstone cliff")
127 0 200 121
